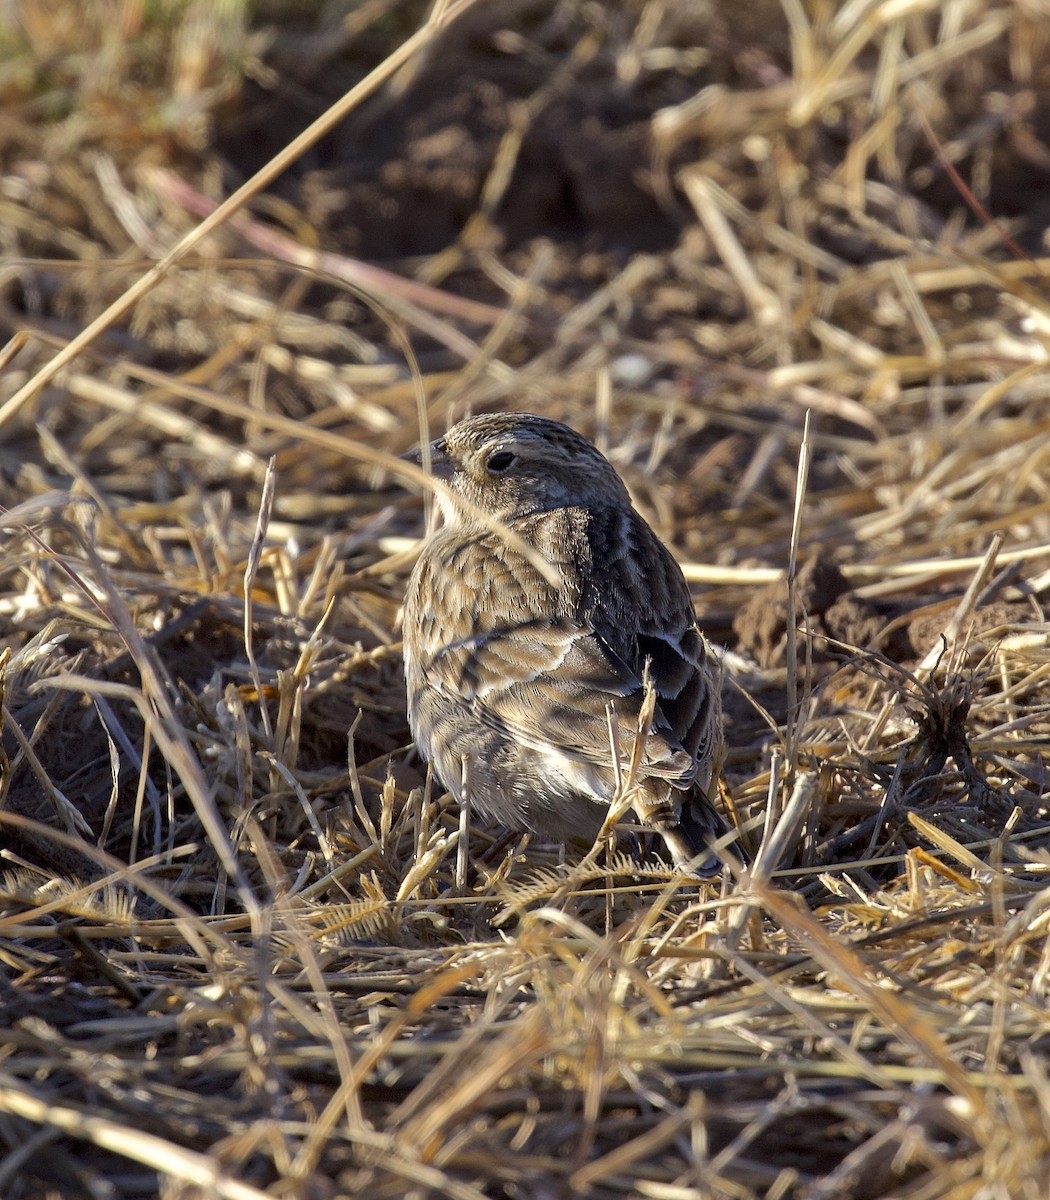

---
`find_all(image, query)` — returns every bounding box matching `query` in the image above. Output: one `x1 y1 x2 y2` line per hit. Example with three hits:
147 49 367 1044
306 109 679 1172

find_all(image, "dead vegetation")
1 0 1049 1196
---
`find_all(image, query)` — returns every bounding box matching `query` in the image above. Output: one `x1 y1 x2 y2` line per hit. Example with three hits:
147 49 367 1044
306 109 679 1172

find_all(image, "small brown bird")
402 413 731 876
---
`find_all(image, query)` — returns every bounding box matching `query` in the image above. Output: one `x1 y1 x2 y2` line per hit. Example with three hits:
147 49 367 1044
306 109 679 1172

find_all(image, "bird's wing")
406 511 719 784
585 506 723 790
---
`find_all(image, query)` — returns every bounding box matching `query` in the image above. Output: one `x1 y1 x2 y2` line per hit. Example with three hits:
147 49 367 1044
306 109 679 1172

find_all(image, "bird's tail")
634 783 743 879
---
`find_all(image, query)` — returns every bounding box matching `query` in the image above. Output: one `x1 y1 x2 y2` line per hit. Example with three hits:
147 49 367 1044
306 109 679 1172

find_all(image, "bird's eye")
486 450 516 473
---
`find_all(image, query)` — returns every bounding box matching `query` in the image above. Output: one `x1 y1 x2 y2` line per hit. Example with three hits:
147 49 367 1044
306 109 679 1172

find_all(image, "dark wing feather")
583 507 723 792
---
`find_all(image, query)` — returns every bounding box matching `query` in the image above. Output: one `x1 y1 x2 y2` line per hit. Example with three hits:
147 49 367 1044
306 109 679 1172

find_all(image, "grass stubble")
0 0 1049 1196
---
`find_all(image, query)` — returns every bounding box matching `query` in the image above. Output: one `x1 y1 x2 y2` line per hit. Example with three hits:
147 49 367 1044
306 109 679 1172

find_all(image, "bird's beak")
401 437 453 478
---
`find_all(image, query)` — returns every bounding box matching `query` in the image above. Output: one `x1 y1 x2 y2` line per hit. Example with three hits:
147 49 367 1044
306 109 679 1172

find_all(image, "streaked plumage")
402 413 730 876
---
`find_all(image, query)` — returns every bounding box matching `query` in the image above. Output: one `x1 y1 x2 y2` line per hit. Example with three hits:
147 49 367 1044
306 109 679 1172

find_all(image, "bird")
401 412 732 877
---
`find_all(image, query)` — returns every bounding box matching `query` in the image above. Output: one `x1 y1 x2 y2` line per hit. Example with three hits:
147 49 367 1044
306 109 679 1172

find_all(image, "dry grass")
1 0 1049 1196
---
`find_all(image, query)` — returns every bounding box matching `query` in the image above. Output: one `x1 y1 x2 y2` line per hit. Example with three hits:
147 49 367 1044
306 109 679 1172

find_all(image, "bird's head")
408 413 630 526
